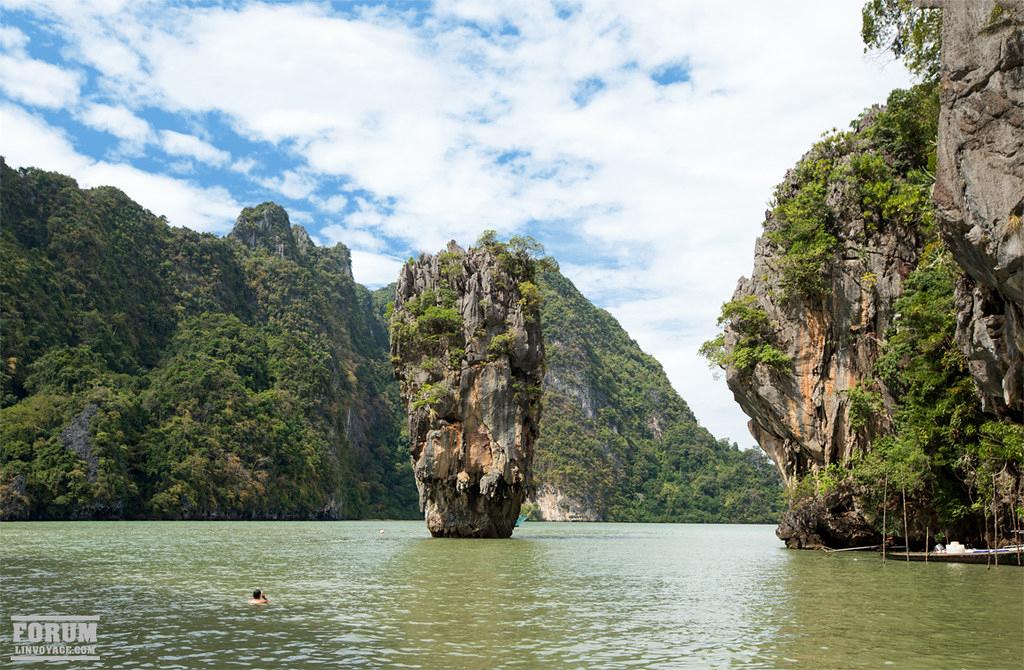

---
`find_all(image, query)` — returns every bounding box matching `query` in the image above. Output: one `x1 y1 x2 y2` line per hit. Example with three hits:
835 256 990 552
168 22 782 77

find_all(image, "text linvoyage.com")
10 615 100 662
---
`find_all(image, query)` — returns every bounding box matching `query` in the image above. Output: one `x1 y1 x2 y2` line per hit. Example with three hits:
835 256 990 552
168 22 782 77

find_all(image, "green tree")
700 296 790 373
861 0 942 82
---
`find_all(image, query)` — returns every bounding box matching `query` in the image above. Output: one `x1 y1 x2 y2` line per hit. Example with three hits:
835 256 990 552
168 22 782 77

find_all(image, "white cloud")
158 129 230 166
349 249 404 287
344 196 392 232
1 103 240 233
287 209 314 225
320 223 386 252
3 0 915 447
256 169 318 200
315 193 349 214
0 25 29 50
0 0 145 85
79 102 151 143
0 102 89 174
165 158 194 174
0 52 80 108
230 157 257 174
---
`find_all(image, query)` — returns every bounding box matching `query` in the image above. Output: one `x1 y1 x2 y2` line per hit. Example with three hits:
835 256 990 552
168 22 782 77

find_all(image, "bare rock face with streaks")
718 108 931 548
390 240 544 537
931 0 1024 420
723 119 925 490
725 233 922 494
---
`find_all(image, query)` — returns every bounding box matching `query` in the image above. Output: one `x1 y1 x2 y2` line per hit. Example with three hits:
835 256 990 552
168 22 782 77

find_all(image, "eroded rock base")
776 484 880 550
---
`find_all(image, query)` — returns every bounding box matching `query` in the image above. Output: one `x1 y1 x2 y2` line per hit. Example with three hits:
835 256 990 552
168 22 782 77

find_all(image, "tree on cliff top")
861 0 942 83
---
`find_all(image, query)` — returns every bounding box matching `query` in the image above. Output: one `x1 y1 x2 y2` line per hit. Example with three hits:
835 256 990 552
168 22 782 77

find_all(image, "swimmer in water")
249 589 269 604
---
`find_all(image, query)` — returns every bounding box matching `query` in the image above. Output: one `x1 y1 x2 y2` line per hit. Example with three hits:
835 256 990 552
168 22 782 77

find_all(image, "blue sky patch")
651 60 691 86
571 76 606 107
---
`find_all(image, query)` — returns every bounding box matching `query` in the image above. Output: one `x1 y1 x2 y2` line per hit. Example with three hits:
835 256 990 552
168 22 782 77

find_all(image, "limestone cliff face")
724 123 925 489
720 107 934 546
391 242 544 537
726 231 919 487
228 202 300 261
932 0 1024 420
531 483 601 521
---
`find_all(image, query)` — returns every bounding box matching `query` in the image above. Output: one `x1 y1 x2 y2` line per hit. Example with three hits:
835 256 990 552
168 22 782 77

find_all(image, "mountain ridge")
0 158 782 522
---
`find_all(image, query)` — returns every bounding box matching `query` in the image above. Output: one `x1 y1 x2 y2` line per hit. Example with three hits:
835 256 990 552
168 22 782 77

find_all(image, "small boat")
890 545 1024 565
514 513 528 527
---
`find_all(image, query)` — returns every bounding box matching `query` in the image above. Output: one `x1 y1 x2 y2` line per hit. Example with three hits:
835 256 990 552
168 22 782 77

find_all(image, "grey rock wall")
932 0 1024 419
721 113 928 547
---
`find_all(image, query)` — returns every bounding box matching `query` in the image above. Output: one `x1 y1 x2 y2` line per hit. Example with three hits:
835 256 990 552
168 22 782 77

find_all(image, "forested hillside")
0 158 781 521
0 161 415 519
536 270 783 522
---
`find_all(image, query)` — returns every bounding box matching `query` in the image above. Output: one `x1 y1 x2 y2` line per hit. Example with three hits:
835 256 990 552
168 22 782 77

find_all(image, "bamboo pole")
902 486 910 563
1015 479 1022 566
882 473 888 563
925 526 929 563
993 472 999 567
984 499 991 569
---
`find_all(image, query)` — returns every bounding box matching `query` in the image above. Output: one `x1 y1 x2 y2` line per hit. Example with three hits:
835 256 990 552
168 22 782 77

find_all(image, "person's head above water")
252 589 262 599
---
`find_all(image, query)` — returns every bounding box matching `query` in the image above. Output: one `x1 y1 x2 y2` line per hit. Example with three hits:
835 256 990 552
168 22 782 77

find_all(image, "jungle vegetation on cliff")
0 160 782 522
703 0 1024 547
539 271 783 523
0 163 416 520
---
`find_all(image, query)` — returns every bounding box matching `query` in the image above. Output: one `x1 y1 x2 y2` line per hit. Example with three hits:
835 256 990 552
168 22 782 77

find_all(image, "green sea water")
0 521 1020 669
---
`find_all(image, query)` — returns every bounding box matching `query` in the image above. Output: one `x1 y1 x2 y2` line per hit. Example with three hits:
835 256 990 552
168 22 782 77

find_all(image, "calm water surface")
0 522 1021 669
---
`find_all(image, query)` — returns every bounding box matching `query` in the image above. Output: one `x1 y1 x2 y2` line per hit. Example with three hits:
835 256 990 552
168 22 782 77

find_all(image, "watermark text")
10 616 100 662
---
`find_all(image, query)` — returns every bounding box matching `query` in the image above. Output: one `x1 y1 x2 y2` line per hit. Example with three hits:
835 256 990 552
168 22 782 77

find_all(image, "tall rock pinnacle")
390 238 545 537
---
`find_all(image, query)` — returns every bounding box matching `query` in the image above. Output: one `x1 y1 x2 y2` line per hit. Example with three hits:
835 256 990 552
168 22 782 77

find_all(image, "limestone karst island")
1 1 1021 668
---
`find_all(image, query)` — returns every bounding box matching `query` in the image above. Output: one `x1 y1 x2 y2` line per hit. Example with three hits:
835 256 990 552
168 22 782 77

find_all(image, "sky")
0 0 914 448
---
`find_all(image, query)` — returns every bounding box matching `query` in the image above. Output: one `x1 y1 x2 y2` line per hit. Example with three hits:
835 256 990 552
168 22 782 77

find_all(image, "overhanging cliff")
706 87 939 547
715 98 933 487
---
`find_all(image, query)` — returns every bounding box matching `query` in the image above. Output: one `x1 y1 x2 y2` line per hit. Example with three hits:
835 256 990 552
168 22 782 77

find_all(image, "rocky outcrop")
725 232 913 489
228 202 299 260
719 105 935 546
60 403 99 483
776 481 880 549
0 472 29 521
531 484 601 521
391 241 544 537
724 119 925 489
720 1 1023 548
931 0 1024 419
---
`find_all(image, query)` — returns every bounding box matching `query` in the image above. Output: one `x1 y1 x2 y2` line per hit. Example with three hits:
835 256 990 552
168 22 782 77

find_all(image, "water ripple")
0 521 1020 668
